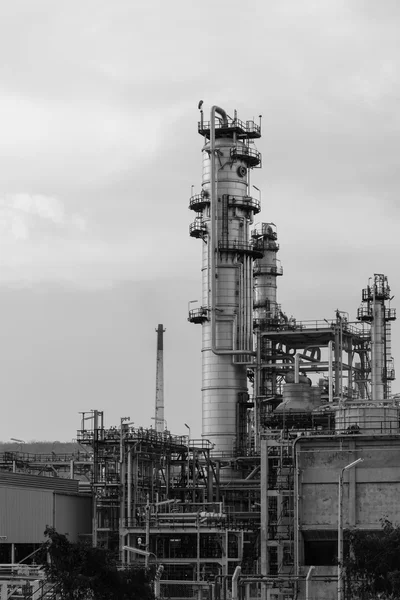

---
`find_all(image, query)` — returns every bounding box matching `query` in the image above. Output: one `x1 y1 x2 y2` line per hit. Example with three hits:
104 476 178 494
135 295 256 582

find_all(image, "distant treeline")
0 442 81 454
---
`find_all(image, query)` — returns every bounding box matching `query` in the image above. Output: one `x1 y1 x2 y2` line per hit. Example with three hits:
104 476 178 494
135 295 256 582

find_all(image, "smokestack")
155 324 166 432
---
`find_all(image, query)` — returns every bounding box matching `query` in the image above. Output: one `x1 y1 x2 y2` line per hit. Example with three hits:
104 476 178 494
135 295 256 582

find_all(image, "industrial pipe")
209 105 255 358
294 353 300 384
328 341 333 403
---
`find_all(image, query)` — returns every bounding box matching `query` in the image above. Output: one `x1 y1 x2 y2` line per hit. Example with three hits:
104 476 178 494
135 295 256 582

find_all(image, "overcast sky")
0 0 399 442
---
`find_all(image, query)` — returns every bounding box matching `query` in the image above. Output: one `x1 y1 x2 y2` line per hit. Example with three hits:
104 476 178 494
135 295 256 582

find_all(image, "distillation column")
188 106 262 453
357 274 396 400
252 223 283 398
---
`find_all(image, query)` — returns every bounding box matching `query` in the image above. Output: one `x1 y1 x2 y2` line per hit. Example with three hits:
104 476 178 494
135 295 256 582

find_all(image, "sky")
0 0 399 442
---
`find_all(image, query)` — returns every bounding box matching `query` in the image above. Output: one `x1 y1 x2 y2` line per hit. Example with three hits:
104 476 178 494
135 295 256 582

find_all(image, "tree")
41 527 155 600
344 519 400 599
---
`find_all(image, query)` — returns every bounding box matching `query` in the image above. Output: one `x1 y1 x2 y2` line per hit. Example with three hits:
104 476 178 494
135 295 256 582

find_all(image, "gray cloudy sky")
0 0 399 442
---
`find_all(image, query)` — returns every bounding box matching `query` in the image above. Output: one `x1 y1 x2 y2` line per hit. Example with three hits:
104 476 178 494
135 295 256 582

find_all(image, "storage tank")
334 402 399 434
275 383 313 412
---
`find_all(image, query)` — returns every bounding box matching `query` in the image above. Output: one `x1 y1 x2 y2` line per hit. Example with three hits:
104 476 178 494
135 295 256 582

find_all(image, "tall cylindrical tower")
154 324 166 432
357 274 396 400
252 223 283 400
189 106 262 454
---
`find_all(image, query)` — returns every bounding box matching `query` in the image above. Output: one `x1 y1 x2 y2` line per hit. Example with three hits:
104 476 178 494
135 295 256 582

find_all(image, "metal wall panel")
0 487 53 543
54 494 92 543
0 472 79 493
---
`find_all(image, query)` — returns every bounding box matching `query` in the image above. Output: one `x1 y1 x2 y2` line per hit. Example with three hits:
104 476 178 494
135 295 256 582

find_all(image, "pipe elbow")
212 105 228 126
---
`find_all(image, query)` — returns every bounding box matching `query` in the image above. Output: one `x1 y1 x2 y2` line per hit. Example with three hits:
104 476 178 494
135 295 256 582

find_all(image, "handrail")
199 117 261 137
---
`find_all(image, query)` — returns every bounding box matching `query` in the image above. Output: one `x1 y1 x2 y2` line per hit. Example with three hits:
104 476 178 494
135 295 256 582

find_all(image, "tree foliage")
41 527 155 600
344 519 400 599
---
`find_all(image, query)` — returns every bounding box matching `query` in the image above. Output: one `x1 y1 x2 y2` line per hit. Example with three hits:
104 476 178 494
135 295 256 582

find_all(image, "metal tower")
189 105 262 454
154 324 166 432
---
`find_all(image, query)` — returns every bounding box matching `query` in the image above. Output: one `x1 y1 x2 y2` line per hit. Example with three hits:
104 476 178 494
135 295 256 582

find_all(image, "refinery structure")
1 105 400 600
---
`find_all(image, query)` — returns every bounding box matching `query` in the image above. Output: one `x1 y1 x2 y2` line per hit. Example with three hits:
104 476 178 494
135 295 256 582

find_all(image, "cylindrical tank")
309 386 323 409
335 402 399 434
275 383 313 412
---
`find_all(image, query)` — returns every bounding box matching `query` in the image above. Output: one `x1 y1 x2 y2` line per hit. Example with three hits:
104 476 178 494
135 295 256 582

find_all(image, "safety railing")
228 195 260 213
189 193 209 211
218 240 263 257
198 117 261 138
253 263 283 276
188 307 209 323
189 219 207 238
230 146 261 167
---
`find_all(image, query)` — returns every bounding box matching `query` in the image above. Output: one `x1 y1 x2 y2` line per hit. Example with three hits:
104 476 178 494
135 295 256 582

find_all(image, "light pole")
122 544 158 562
253 184 261 204
10 438 25 448
306 565 315 600
10 438 26 473
123 546 163 598
188 299 198 319
184 423 190 492
338 458 363 600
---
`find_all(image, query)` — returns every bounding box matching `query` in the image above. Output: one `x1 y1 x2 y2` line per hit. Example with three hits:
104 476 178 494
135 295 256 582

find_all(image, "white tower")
189 106 262 454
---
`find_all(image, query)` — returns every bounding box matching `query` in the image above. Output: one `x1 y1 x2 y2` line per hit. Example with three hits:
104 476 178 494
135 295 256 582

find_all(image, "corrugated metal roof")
0 472 79 493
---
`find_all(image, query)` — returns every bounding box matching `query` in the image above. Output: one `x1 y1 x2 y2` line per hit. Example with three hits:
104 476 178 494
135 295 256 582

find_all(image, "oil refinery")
1 104 399 600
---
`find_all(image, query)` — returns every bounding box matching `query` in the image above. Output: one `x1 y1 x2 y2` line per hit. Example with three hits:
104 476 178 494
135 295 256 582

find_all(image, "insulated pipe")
247 256 252 349
127 447 132 524
210 105 255 357
294 353 300 384
249 256 254 347
328 341 333 403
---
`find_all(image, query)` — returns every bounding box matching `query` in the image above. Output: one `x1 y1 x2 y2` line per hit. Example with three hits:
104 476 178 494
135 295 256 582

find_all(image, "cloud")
0 193 86 241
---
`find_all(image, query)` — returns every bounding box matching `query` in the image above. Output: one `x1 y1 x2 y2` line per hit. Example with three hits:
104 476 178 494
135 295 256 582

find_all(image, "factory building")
2 104 399 600
0 471 91 558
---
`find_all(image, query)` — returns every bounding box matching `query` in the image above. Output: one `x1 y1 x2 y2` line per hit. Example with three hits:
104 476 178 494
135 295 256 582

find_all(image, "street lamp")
123 545 157 560
10 438 26 452
338 458 363 600
306 565 315 600
253 184 261 204
123 546 163 598
184 423 190 492
188 300 198 318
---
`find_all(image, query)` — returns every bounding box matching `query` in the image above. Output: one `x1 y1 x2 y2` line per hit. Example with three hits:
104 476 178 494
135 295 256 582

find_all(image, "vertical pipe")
242 259 247 352
247 256 252 349
127 448 132 525
294 353 300 384
254 332 261 452
145 496 150 568
197 516 201 581
337 471 343 600
92 410 99 548
340 319 343 402
260 438 268 587
328 341 333 403
249 256 254 349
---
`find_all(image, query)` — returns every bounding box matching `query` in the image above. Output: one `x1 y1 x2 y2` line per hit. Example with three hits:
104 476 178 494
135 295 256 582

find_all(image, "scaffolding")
75 410 262 589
